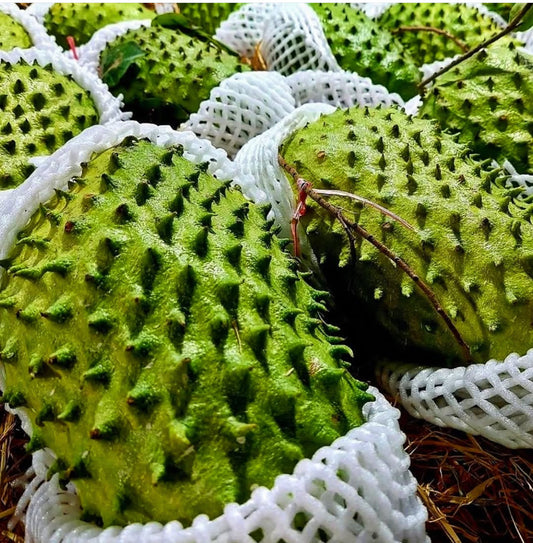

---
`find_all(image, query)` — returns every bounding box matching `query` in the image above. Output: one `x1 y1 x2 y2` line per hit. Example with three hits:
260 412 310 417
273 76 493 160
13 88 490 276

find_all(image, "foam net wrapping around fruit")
182 71 297 159
182 69 405 159
286 70 405 109
11 388 428 543
72 19 152 71
216 3 339 75
378 350 533 450
0 2 59 52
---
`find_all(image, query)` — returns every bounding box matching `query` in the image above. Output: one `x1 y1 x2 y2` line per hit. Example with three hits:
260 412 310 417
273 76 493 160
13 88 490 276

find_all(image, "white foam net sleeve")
0 2 59 52
0 123 427 542
25 2 53 23
234 103 336 239
518 27 533 53
183 71 296 159
351 3 392 19
286 70 405 109
73 19 152 73
0 47 125 125
215 3 277 59
259 3 339 75
379 350 533 450
16 388 427 543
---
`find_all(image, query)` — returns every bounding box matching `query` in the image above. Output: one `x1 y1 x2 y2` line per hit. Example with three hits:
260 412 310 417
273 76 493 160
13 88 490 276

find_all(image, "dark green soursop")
378 3 502 66
311 3 421 99
419 42 533 174
0 11 32 51
178 3 240 36
100 22 249 127
0 137 372 527
484 3 514 21
0 60 99 189
280 106 533 366
43 3 154 49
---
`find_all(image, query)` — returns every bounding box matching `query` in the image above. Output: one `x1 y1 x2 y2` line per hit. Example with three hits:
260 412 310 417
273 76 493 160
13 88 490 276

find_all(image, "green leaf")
509 3 533 30
151 13 239 56
100 41 145 87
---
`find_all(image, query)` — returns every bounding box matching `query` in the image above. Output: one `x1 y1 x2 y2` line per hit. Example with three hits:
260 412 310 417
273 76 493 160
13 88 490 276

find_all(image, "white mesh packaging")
259 3 339 75
74 19 151 73
379 351 533 450
215 3 277 59
286 70 405 109
0 123 427 543
0 2 59 52
352 3 392 19
183 71 296 159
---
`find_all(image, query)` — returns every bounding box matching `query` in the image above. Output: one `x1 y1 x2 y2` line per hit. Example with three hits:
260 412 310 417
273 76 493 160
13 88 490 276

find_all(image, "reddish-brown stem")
392 25 468 52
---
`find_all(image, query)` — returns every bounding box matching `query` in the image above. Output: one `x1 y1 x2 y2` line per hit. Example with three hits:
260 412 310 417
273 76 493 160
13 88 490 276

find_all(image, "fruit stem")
418 3 533 92
392 26 469 53
279 154 473 364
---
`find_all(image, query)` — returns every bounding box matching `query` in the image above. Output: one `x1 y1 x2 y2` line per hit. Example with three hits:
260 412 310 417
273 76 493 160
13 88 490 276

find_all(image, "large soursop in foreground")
0 11 32 51
419 42 533 175
311 3 421 99
280 106 533 367
43 3 154 49
0 60 99 189
0 137 372 527
100 22 249 127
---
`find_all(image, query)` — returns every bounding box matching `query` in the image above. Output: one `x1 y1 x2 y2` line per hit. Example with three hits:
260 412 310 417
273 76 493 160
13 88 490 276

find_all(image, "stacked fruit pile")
0 3 532 542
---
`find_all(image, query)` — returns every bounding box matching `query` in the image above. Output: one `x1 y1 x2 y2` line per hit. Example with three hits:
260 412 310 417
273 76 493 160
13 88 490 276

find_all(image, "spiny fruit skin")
43 3 154 49
178 3 240 35
101 25 249 127
419 42 533 175
0 60 99 190
484 3 514 21
378 3 502 66
311 3 421 99
280 106 533 366
0 11 32 51
0 138 371 527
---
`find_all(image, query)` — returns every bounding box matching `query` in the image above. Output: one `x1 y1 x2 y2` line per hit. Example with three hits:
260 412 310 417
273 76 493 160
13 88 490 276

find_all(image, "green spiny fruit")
279 106 533 367
311 3 421 99
0 11 32 51
100 24 249 127
378 3 502 66
419 42 533 175
43 3 154 49
177 3 240 36
0 137 372 527
0 59 99 190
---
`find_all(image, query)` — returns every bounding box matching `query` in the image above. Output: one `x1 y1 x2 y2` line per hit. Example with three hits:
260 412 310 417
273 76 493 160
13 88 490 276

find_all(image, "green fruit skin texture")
378 3 502 66
484 3 514 21
311 3 421 100
0 138 372 527
178 3 240 36
44 3 154 49
0 60 99 189
419 43 533 175
101 26 249 127
0 11 32 51
280 106 533 366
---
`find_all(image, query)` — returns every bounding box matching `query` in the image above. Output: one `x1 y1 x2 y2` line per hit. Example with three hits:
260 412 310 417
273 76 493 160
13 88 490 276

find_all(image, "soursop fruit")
100 21 249 127
0 137 372 527
0 59 99 190
0 10 32 51
311 3 421 99
378 3 502 66
43 3 154 49
419 42 533 175
178 3 240 36
279 106 533 367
